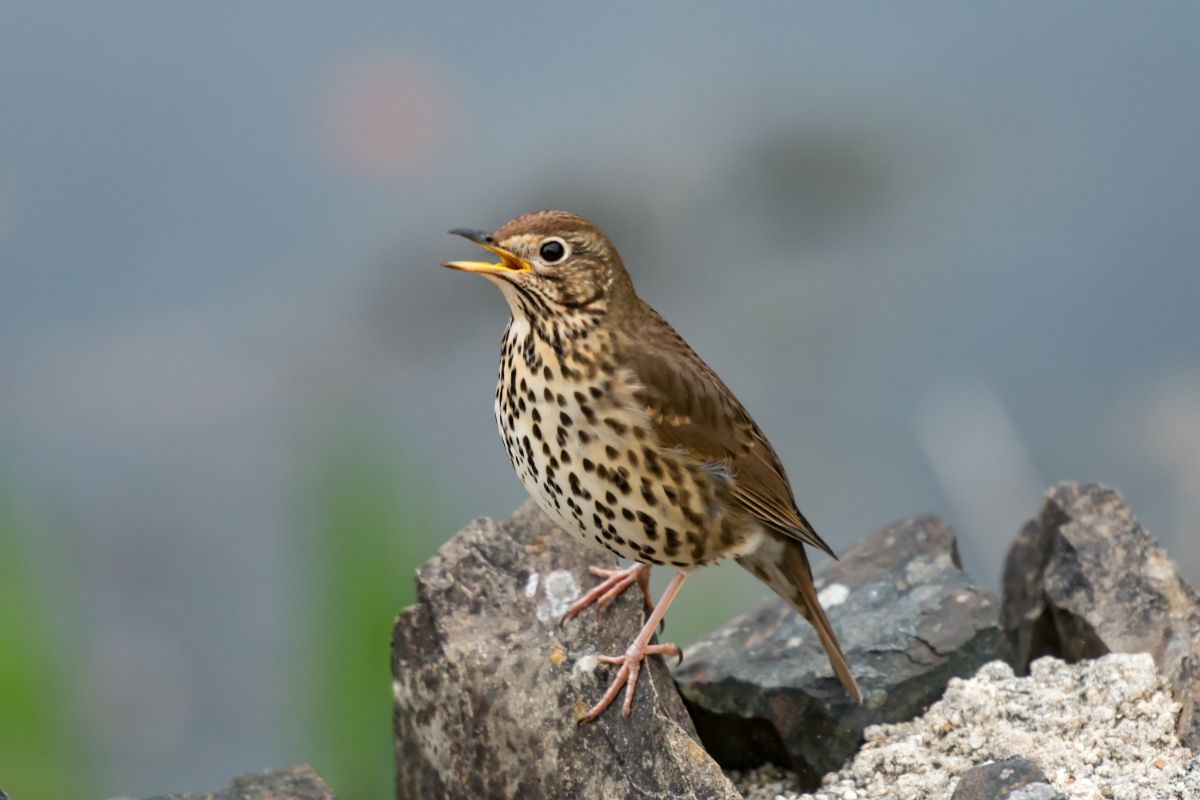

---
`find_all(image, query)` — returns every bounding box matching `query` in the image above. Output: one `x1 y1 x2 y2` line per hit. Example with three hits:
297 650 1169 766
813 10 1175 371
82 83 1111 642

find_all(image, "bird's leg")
560 563 653 626
578 571 688 724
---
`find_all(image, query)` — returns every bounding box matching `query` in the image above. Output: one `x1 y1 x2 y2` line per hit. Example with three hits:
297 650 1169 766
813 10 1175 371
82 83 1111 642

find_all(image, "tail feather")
740 540 863 703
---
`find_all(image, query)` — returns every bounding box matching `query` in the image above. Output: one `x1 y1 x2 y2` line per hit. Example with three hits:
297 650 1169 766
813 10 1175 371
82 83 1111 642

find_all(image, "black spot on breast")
604 445 619 459
559 411 572 427
605 490 617 504
636 511 658 540
532 408 541 423
603 418 627 435
531 424 542 441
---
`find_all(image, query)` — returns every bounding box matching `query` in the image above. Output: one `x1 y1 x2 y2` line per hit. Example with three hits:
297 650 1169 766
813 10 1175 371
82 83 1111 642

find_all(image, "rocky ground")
132 482 1200 799
730 654 1198 800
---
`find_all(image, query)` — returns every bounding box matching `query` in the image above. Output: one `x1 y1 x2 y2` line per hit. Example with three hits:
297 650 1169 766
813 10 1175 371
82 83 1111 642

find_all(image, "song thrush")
444 210 862 723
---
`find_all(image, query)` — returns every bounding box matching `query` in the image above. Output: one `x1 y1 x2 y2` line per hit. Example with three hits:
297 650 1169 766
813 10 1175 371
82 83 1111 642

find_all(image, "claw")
560 563 653 627
578 643 682 724
574 571 689 724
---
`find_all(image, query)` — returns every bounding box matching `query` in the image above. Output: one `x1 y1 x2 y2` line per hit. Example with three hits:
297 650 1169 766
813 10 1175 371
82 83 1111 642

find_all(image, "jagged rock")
950 757 1060 800
675 515 1006 789
135 766 336 799
1002 482 1200 748
392 501 740 800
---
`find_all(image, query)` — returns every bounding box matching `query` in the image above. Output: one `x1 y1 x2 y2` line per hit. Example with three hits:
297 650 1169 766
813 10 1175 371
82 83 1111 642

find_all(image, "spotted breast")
494 314 763 570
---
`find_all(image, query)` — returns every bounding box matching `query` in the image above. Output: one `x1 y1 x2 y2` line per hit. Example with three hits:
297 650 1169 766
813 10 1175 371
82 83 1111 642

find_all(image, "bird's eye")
539 238 568 264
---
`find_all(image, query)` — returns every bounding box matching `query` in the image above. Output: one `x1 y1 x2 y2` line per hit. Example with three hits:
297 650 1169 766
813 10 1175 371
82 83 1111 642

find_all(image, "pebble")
728 654 1198 800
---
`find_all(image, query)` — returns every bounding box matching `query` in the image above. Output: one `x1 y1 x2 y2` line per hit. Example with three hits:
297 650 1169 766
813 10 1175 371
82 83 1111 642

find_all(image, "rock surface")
1002 482 1200 748
731 654 1198 800
676 515 1006 787
950 757 1060 800
392 501 740 800
135 766 336 799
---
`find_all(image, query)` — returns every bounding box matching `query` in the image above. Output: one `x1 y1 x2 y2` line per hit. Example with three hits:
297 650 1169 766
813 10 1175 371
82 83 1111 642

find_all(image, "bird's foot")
560 563 653 626
578 640 682 724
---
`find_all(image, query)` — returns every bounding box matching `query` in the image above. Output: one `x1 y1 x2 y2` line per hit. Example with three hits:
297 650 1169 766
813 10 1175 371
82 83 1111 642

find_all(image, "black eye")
539 238 567 264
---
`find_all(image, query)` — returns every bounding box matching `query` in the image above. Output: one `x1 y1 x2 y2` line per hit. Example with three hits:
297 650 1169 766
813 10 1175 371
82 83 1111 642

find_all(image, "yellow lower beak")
442 231 531 274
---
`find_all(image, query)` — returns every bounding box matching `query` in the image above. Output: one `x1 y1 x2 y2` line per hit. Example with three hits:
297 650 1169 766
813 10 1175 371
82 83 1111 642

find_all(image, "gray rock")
1002 482 1200 748
675 515 1006 788
392 501 740 800
950 757 1061 800
136 766 336 799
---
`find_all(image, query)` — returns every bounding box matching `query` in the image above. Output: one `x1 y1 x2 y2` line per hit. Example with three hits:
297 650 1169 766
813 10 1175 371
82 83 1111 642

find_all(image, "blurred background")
2 2 1199 797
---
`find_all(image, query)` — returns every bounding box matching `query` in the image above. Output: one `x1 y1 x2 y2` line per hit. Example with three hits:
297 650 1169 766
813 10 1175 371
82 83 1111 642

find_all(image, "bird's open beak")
442 228 532 274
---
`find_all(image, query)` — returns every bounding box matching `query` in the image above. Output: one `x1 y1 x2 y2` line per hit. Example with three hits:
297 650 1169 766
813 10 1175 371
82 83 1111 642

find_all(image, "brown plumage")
444 210 862 723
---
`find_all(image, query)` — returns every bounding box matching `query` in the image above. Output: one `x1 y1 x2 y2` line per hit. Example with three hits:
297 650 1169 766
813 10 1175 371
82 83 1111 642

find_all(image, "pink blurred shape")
317 53 456 180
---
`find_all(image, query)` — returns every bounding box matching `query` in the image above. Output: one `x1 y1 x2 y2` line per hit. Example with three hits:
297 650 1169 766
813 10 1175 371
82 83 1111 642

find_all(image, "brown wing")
620 305 836 557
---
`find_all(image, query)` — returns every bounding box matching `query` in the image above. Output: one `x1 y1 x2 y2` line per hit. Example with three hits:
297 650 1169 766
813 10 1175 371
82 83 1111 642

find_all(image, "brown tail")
739 540 863 703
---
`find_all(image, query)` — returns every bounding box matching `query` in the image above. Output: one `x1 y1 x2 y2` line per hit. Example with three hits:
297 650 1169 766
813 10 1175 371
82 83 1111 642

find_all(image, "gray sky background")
2 2 1199 795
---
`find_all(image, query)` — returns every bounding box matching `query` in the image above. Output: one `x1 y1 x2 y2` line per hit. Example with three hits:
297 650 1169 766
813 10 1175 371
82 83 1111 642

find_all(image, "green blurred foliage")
294 435 445 800
0 481 86 799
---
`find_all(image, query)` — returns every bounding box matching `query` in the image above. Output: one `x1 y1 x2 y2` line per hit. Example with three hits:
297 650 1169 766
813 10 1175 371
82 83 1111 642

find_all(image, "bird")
443 210 862 723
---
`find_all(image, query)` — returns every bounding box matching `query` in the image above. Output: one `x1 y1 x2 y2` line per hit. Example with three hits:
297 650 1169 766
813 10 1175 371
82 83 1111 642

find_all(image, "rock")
1002 482 1200 748
135 766 336 799
392 501 740 800
675 515 1007 788
950 757 1059 800
734 654 1198 800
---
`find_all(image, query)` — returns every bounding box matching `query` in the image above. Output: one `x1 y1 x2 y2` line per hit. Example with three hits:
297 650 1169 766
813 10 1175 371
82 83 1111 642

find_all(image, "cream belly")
494 319 761 568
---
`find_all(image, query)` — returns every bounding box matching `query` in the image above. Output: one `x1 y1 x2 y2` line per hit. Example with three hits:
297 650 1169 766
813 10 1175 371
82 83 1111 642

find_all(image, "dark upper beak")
443 228 532 274
447 228 494 246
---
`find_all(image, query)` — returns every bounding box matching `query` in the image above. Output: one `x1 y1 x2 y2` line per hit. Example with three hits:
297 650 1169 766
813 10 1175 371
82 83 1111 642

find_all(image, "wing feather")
620 305 835 557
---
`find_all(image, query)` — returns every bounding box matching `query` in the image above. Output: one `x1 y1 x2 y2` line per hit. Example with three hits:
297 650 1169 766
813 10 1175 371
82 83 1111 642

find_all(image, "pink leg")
560 563 653 626
578 571 688 725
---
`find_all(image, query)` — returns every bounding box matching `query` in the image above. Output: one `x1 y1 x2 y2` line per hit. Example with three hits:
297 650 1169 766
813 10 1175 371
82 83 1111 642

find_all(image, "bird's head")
443 210 634 324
